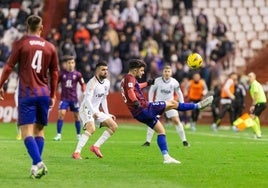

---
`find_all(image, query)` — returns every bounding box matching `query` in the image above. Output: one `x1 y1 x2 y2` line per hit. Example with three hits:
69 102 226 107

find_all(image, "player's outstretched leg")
197 96 214 110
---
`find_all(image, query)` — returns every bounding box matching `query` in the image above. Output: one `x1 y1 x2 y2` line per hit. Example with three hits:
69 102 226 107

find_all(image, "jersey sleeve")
49 46 60 98
84 79 98 114
174 80 184 103
101 80 110 114
125 76 138 102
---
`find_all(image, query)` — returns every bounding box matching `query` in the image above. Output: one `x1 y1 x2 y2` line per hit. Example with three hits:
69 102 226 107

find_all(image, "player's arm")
78 72 86 92
84 81 98 114
101 97 109 114
0 43 19 99
175 83 184 103
202 79 208 96
139 79 155 89
49 50 60 107
101 81 110 114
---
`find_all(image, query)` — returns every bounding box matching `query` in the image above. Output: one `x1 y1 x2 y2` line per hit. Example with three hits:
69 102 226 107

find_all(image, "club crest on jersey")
73 75 76 79
128 83 133 88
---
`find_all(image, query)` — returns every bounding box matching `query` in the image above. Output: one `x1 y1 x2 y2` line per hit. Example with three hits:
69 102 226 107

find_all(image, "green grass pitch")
0 122 268 188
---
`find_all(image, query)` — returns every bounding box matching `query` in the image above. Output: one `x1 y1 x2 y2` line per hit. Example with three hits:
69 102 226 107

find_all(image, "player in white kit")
142 65 189 147
72 61 118 159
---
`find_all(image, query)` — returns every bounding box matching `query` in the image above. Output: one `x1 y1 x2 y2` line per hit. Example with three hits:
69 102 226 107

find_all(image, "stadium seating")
192 0 268 68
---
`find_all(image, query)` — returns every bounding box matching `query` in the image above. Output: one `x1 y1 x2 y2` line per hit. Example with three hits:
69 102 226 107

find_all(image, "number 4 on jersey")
31 50 43 73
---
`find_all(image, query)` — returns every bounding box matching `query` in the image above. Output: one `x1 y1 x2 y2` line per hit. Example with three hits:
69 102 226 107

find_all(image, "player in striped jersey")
53 56 85 141
120 59 213 164
0 15 59 178
142 65 189 147
72 61 118 159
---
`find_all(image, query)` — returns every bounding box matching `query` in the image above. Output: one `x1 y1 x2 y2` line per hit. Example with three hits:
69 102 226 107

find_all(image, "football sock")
252 117 261 137
75 120 81 135
157 134 168 155
24 136 42 165
35 136 44 156
177 103 198 111
175 123 187 141
57 119 63 134
146 127 154 143
94 129 112 147
75 131 91 153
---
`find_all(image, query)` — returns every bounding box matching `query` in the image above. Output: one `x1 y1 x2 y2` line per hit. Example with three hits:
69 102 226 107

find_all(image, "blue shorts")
59 100 79 112
18 96 50 126
134 101 166 129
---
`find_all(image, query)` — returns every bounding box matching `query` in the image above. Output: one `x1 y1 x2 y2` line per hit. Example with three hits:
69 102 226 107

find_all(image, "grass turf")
0 122 268 188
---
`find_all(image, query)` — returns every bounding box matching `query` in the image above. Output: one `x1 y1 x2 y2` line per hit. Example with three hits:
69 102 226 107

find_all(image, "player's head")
192 72 201 82
128 59 146 78
162 64 172 80
26 15 43 35
64 55 75 72
96 61 108 80
229 72 238 82
248 72 256 83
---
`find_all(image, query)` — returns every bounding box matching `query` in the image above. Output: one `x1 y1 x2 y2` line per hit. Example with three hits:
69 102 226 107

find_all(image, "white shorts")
164 109 179 119
79 107 111 128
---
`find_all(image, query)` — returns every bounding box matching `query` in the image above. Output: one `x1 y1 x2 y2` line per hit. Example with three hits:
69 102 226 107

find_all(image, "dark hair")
61 55 74 62
128 59 146 69
96 61 108 69
26 15 42 32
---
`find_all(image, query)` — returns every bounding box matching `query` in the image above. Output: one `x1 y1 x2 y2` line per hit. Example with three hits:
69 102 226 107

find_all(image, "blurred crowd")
0 0 235 92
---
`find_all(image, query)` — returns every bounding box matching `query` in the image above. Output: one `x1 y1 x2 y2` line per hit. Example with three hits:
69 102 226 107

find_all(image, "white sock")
75 131 91 153
146 127 154 143
163 154 171 160
94 130 112 147
175 123 187 142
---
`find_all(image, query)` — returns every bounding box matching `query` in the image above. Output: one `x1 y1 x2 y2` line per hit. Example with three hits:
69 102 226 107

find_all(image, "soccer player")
0 15 59 178
186 72 208 131
53 55 86 141
248 72 267 138
120 59 213 164
72 61 118 159
213 72 238 131
142 65 189 147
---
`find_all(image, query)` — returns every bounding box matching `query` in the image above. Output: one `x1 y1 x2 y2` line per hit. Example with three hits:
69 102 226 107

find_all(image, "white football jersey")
80 76 110 114
149 77 184 102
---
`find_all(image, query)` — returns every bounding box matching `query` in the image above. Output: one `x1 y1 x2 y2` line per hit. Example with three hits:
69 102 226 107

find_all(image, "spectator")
212 16 227 39
74 24 91 45
0 40 10 67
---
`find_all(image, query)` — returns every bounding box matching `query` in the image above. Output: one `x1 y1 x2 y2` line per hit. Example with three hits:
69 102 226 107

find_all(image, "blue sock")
75 120 81 135
177 103 198 111
57 119 63 134
35 136 44 156
157 134 168 155
24 136 42 165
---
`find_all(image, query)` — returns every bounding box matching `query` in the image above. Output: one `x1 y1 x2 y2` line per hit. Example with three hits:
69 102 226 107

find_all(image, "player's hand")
50 96 56 108
133 100 141 109
0 88 4 100
147 79 155 86
110 114 116 121
93 113 99 119
250 105 255 113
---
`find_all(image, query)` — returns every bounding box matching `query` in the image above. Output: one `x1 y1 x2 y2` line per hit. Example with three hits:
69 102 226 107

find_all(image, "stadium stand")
0 0 268 94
